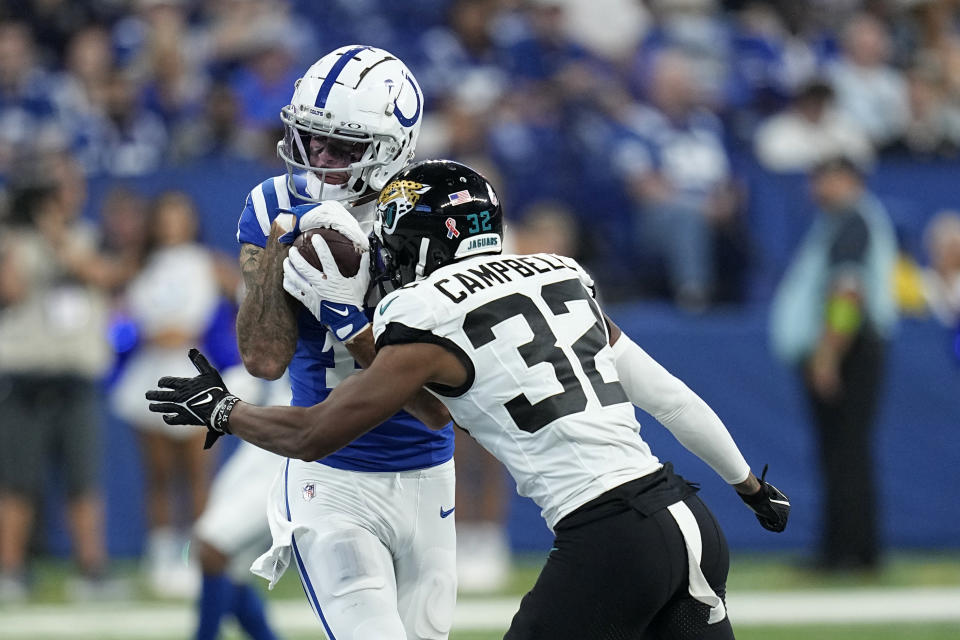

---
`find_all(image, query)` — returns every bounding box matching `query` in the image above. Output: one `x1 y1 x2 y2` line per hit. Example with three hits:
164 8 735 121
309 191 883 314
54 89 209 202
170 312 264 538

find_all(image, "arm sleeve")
610 333 751 484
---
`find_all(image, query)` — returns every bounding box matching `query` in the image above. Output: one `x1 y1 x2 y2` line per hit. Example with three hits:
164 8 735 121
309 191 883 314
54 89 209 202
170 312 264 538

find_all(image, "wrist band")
330 311 370 341
211 395 239 434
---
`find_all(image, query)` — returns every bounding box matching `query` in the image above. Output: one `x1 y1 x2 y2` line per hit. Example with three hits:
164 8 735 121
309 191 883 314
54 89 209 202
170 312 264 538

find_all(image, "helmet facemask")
278 46 423 204
278 104 409 204
369 223 400 294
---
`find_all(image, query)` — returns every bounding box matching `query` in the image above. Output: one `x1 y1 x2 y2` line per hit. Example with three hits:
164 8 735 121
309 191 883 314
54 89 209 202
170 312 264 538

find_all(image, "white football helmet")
278 45 424 203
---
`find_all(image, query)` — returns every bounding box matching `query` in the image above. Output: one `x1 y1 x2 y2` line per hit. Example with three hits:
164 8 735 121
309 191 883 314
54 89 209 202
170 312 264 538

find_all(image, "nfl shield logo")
302 483 316 501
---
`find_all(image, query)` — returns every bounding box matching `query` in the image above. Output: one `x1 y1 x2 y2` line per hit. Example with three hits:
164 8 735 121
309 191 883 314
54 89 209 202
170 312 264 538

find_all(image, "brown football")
293 227 363 277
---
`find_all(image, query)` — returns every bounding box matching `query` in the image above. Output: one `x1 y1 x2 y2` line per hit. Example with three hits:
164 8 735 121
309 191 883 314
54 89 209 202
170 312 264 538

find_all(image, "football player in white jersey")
225 47 457 640
149 160 790 639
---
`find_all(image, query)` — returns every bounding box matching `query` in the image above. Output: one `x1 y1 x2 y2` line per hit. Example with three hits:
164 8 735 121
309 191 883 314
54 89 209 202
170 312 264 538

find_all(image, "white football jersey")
373 253 663 529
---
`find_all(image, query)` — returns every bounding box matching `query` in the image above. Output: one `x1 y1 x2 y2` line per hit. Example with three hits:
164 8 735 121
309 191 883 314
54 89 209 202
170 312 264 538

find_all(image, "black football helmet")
373 160 503 286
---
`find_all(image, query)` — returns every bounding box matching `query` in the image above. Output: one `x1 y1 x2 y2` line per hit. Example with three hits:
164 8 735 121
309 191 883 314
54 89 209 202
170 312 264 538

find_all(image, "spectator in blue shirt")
228 26 301 162
827 13 909 149
630 0 730 107
83 70 167 177
0 22 65 176
501 0 591 84
613 49 739 310
416 0 511 108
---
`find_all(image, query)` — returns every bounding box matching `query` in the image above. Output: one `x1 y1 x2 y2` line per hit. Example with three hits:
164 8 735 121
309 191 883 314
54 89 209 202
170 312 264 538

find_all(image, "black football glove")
739 464 790 533
145 348 239 449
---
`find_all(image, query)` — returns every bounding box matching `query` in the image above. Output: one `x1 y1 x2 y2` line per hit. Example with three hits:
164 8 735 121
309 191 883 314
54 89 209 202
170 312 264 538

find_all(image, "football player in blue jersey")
226 46 457 640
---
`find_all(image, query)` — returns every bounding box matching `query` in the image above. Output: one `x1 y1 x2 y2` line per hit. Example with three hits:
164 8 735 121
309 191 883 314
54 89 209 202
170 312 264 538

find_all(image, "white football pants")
270 457 457 640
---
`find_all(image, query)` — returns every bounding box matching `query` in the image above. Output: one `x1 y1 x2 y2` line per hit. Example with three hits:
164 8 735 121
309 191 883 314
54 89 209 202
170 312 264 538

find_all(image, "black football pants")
504 482 734 640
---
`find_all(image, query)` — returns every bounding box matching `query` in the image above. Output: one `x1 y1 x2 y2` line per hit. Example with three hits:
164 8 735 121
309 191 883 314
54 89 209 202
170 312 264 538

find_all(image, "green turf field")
7 625 959 640
1 552 958 639
12 550 960 603
450 627 960 640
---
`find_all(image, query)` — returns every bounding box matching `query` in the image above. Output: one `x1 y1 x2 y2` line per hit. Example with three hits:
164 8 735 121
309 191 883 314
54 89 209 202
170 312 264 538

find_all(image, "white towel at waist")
250 461 311 589
666 500 727 624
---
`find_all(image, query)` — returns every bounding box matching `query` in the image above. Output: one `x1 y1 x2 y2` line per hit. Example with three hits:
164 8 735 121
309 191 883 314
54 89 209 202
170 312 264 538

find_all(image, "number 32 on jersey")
463 278 628 433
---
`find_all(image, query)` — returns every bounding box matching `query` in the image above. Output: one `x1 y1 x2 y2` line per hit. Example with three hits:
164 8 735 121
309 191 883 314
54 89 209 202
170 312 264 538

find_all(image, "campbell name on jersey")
373 253 663 529
237 174 454 472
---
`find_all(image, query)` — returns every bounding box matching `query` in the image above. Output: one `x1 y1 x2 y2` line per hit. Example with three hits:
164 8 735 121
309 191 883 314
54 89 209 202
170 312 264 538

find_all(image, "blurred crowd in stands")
2 0 960 313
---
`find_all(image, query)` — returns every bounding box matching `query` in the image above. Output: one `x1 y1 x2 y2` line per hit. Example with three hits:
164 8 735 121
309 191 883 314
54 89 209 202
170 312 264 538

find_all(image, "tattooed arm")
236 222 299 380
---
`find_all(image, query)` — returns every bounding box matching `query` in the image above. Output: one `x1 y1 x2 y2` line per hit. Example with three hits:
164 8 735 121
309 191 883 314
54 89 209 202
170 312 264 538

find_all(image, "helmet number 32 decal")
466 211 492 234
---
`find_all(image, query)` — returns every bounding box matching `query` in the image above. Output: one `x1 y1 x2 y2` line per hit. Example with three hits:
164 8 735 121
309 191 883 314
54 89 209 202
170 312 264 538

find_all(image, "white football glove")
283 235 371 342
298 201 370 251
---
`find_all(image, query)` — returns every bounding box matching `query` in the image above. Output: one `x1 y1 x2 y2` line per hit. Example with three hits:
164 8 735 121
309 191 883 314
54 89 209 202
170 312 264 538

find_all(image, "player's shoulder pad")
544 253 597 298
236 174 307 247
373 283 434 346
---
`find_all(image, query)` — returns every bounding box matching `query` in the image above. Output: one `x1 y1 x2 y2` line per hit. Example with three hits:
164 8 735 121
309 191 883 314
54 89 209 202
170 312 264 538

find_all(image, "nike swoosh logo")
190 392 214 407
769 499 790 506
324 304 351 317
440 506 455 519
379 296 398 316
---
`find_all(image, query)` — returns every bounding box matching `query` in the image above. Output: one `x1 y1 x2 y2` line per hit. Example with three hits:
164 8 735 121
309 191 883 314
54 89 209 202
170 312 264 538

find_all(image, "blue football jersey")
237 174 454 471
